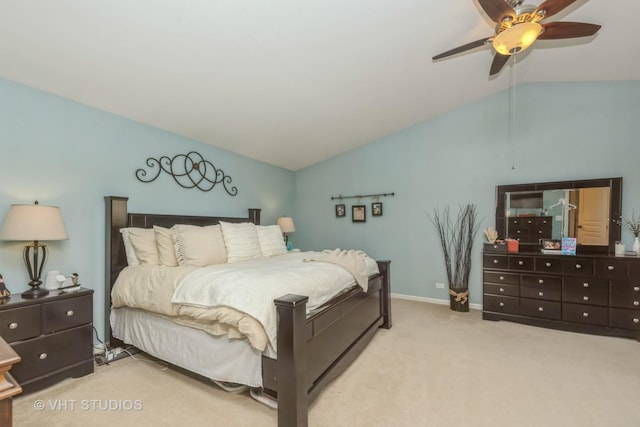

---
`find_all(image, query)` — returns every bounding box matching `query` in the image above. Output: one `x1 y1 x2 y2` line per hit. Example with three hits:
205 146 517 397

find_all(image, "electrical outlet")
436 282 445 289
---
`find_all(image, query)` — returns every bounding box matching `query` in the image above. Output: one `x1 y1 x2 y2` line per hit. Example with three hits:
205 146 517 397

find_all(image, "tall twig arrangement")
428 205 480 310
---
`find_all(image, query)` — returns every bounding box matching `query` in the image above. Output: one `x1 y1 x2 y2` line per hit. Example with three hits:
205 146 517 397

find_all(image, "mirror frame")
496 177 623 254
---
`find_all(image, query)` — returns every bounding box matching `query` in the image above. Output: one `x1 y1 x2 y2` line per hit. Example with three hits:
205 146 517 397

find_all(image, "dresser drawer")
484 254 508 269
563 277 609 306
610 308 640 330
483 294 519 315
44 295 93 333
610 280 640 309
484 271 519 286
521 284 561 301
563 258 594 276
562 303 609 326
508 256 534 271
10 325 93 383
484 283 519 297
0 305 42 343
594 259 627 279
521 275 562 288
520 298 561 320
535 257 563 274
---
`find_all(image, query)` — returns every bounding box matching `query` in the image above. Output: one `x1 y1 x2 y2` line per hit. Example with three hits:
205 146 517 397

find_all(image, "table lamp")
0 201 69 298
276 216 295 248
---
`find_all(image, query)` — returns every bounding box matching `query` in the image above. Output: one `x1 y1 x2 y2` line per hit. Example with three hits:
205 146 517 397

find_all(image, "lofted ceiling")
1 1 638 171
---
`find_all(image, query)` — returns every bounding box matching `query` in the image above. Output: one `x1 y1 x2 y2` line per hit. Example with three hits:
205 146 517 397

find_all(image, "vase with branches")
617 210 640 254
429 204 480 312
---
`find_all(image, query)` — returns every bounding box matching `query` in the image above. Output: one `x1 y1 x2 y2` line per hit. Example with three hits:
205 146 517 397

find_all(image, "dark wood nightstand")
0 288 94 393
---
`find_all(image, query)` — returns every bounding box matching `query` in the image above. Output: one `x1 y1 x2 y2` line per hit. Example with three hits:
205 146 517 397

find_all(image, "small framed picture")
335 204 346 218
541 239 561 250
372 202 383 217
352 205 366 223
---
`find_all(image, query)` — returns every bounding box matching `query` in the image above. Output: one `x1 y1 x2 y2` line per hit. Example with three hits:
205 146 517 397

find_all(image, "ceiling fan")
432 0 601 76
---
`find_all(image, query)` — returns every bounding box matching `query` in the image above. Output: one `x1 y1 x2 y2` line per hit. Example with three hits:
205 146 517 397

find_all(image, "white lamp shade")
0 204 69 241
277 216 295 233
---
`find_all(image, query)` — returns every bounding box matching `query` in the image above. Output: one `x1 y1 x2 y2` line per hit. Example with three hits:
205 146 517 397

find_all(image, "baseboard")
391 293 482 311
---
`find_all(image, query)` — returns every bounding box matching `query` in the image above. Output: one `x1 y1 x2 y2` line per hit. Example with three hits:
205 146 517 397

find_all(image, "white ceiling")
1 1 638 171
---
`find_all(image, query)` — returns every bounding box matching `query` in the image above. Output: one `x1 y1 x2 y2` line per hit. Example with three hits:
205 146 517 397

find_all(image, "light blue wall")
0 79 295 341
294 81 640 306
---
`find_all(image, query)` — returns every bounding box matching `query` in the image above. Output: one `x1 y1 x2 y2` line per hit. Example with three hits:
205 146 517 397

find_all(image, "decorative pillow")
124 228 159 265
153 226 179 267
172 224 227 267
219 221 262 263
256 225 287 257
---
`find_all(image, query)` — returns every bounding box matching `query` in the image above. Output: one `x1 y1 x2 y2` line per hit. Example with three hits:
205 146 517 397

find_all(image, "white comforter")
172 251 379 352
112 251 379 355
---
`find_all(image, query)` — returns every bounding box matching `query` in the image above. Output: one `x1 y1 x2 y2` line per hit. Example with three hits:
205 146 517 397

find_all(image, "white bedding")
112 251 378 355
172 251 379 352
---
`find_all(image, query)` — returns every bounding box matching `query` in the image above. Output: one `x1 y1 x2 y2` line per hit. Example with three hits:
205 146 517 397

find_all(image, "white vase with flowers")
618 211 640 255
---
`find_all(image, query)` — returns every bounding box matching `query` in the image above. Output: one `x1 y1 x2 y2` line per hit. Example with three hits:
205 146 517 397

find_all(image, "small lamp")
276 216 295 247
0 201 69 298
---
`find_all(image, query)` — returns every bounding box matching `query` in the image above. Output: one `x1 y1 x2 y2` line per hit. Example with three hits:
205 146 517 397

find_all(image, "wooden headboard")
104 196 261 345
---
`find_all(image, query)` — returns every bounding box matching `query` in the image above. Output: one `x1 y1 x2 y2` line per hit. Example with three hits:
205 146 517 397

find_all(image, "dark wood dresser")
0 288 94 393
483 251 640 340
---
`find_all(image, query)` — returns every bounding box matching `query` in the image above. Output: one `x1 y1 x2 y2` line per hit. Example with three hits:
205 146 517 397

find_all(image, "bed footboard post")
376 261 392 329
274 294 309 427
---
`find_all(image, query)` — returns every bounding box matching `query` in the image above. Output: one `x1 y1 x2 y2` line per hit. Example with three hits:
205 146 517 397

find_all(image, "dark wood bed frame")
104 196 392 427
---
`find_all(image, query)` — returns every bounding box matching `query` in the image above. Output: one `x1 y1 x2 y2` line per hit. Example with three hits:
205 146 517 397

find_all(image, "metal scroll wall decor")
135 151 238 196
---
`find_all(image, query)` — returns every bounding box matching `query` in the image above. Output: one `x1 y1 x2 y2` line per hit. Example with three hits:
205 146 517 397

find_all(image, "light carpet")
13 299 640 427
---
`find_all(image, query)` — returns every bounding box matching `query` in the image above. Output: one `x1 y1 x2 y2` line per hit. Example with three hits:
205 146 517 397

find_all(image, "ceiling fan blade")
538 22 601 40
477 0 516 23
534 0 577 20
432 37 491 60
489 53 510 76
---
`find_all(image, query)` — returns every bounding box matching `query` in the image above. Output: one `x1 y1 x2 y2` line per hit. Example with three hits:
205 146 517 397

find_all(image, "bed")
104 196 392 427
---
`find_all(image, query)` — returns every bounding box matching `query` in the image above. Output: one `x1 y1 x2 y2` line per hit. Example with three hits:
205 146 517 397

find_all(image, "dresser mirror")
495 177 622 253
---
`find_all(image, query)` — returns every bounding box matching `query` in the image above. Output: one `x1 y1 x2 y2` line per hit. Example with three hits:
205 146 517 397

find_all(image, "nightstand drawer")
0 305 42 343
10 325 92 383
44 295 92 333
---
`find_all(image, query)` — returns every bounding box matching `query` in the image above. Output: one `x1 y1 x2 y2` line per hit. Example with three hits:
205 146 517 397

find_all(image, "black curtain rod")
330 192 395 201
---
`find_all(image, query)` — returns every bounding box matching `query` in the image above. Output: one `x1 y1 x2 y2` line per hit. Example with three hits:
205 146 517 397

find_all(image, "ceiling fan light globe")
492 22 542 55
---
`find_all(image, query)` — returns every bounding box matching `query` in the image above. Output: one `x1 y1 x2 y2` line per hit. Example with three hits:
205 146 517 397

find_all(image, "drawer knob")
499 276 505 280
583 283 589 288
583 296 589 301
518 260 524 266
575 264 582 269
499 302 505 307
633 318 639 324
582 312 589 317
538 291 544 296
538 307 544 312
607 265 614 271
66 310 74 317
634 301 639 306
493 259 499 264
634 286 639 292
39 353 48 360
545 262 552 267
8 322 18 330
499 287 505 293
538 231 542 234
538 279 544 284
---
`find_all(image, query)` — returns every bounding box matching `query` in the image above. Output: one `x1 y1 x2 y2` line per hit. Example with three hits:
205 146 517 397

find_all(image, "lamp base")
22 286 49 299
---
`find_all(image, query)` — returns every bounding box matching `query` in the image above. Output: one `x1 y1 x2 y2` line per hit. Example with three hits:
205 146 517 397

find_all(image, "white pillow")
153 226 179 267
172 224 227 267
123 228 159 265
219 221 262 263
120 228 140 266
257 225 287 257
